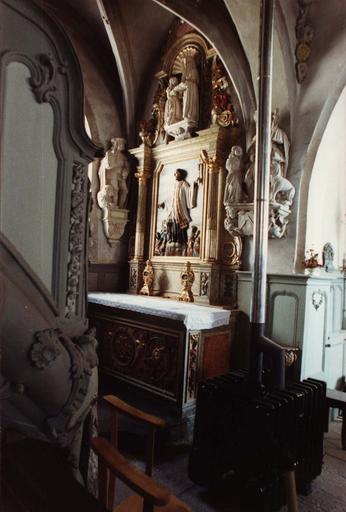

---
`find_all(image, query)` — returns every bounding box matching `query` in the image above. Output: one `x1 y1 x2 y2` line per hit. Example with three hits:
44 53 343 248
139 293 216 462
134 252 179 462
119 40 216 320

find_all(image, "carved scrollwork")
187 332 200 400
29 53 67 104
29 328 61 369
65 162 87 318
200 272 209 296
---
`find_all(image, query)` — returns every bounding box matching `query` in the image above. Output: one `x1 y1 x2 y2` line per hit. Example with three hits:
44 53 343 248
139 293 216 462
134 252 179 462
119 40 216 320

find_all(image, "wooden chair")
91 395 191 512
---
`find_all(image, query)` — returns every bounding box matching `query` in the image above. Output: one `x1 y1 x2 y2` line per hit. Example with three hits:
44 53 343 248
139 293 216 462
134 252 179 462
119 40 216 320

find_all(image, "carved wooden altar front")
88 294 234 416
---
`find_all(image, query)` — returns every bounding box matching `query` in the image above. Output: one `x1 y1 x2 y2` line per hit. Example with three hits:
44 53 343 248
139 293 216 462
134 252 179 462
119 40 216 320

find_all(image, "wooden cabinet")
88 300 233 417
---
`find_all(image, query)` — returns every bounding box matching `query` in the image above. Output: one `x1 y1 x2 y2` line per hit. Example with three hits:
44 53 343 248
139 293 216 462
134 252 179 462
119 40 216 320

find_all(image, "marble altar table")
88 293 232 417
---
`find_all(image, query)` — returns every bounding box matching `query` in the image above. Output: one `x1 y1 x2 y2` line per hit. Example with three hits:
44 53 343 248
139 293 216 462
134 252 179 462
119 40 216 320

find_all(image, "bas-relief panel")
153 160 203 259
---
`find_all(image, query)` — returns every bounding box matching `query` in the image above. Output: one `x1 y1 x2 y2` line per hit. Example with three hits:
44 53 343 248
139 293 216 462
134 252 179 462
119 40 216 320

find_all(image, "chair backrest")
91 394 187 511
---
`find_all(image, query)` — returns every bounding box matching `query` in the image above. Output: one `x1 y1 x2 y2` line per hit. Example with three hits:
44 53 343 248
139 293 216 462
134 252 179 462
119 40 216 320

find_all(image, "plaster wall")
305 85 346 267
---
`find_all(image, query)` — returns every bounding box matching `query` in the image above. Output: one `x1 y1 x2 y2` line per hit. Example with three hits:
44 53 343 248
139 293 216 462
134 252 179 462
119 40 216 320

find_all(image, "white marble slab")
88 292 230 331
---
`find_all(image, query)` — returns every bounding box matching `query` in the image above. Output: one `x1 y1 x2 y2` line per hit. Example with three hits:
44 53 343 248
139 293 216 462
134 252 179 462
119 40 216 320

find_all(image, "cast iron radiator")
189 370 326 510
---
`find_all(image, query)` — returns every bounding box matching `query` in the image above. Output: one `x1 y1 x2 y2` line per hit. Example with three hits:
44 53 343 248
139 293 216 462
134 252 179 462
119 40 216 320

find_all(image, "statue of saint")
163 169 198 256
271 108 290 175
223 146 244 206
172 54 199 125
105 137 130 209
164 76 182 127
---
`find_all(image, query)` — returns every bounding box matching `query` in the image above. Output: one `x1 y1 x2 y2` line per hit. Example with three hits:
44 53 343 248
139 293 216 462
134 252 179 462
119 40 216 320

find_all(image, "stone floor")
106 415 346 512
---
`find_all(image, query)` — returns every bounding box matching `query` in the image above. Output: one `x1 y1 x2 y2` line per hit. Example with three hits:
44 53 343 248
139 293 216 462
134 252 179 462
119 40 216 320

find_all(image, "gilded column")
201 151 219 262
128 143 152 293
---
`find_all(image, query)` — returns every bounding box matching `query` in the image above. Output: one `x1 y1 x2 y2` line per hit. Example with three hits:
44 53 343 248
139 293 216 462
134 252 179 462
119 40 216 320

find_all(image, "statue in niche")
270 147 295 206
223 146 244 206
172 53 199 125
164 76 182 127
160 169 199 256
104 137 130 209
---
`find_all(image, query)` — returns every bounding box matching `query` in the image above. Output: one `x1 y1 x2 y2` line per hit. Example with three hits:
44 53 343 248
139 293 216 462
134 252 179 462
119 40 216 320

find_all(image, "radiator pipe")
250 0 285 390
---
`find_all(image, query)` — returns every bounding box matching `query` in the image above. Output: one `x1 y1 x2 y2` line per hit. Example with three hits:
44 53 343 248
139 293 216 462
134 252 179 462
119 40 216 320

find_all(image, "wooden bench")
326 388 346 450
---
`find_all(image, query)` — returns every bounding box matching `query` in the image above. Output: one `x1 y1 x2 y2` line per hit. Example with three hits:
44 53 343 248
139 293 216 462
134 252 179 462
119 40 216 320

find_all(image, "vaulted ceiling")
39 0 346 156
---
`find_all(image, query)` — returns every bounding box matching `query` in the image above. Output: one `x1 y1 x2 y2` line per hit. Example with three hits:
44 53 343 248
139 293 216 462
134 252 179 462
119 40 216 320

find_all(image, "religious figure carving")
104 137 130 209
173 53 199 126
178 261 195 302
164 76 182 127
271 108 290 175
163 48 200 140
97 137 130 246
223 146 244 206
161 169 199 256
139 260 154 295
270 147 295 206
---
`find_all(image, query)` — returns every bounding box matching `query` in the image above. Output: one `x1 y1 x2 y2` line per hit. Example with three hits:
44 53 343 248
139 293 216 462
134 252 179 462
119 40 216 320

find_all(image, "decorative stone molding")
295 0 314 83
66 162 87 318
200 272 209 296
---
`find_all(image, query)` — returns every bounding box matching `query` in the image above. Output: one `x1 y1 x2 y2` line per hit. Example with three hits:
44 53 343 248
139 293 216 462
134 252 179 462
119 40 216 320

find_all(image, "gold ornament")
178 261 195 302
139 260 154 296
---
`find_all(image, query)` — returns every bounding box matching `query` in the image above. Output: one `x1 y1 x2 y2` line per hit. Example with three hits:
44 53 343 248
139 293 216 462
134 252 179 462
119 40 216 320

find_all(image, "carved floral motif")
29 329 61 369
295 0 314 83
66 162 86 318
200 272 209 296
312 290 324 311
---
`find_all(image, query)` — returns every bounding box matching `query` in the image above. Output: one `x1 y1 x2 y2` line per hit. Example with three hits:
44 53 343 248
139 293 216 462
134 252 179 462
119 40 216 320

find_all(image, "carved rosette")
187 332 200 401
295 0 314 83
65 162 87 318
29 329 61 369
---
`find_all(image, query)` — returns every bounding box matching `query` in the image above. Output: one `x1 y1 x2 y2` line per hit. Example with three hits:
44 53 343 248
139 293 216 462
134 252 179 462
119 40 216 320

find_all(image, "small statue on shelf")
178 261 195 302
139 260 154 296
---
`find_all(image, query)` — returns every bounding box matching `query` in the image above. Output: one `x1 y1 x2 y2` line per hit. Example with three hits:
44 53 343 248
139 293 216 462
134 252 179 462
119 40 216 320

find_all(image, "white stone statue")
172 54 199 125
271 108 290 175
96 137 130 247
270 147 295 206
223 146 244 206
104 137 130 209
164 76 182 127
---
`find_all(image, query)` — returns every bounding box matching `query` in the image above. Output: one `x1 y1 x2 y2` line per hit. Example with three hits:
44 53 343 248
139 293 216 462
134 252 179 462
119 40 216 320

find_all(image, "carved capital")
200 150 219 173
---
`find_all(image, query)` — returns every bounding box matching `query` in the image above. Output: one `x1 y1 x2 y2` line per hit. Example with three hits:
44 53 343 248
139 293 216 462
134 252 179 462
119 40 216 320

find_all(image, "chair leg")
143 500 154 512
